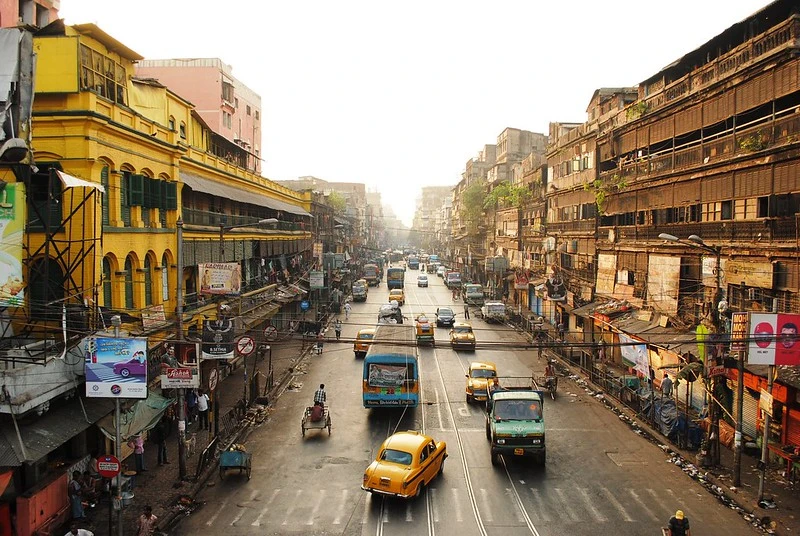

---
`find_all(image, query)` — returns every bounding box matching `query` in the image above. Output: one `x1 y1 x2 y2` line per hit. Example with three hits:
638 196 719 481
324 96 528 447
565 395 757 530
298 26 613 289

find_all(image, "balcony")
599 217 798 244
546 220 596 234
182 208 306 232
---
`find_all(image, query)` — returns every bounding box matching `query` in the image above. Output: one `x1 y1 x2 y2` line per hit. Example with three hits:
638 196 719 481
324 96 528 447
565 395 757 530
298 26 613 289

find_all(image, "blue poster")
85 337 149 399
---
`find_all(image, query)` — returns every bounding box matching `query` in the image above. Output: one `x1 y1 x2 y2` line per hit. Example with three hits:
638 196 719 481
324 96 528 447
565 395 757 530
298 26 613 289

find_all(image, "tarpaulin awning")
56 170 106 192
0 397 114 466
180 171 311 217
96 392 173 442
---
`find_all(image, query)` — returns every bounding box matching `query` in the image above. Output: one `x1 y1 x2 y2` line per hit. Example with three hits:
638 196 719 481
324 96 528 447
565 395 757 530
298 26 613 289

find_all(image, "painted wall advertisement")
0 183 25 307
202 319 235 359
199 262 242 295
618 333 650 377
85 337 149 398
749 312 800 366
160 342 200 388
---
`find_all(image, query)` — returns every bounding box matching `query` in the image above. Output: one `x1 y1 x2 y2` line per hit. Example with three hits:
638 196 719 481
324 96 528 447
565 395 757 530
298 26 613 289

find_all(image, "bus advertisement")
386 267 405 289
363 325 419 408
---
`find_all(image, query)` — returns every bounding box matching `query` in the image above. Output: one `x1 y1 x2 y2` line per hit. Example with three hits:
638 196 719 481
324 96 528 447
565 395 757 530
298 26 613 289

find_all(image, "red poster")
775 313 800 365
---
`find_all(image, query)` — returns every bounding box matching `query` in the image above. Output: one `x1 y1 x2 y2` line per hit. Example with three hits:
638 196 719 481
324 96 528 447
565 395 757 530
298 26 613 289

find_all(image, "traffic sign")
208 368 219 392
300 300 310 311
263 325 278 341
96 455 121 479
236 336 255 356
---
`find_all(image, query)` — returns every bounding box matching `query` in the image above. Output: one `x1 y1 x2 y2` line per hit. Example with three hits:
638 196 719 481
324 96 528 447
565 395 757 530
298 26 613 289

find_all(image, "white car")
417 274 428 287
437 266 447 278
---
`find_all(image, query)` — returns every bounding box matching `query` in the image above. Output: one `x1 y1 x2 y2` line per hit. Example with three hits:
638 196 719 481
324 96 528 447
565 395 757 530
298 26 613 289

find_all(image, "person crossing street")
334 319 342 340
344 302 351 320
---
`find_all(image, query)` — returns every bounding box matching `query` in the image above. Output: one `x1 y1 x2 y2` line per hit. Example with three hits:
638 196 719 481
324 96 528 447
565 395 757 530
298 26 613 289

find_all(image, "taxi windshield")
380 449 413 465
471 369 496 378
454 326 472 334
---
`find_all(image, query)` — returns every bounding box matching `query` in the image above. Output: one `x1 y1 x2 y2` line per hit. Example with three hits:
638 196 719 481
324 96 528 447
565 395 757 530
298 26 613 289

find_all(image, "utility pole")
758 364 775 501
176 218 187 480
111 315 123 536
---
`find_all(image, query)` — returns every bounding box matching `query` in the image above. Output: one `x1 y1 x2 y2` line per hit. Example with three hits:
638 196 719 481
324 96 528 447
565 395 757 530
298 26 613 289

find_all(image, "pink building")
136 58 262 173
0 0 58 28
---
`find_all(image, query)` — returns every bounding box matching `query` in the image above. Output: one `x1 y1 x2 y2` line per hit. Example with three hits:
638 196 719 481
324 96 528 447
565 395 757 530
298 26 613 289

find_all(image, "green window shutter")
142 177 151 208
144 257 153 306
102 258 112 307
121 172 131 226
101 166 110 225
129 174 144 206
164 181 177 210
124 257 134 309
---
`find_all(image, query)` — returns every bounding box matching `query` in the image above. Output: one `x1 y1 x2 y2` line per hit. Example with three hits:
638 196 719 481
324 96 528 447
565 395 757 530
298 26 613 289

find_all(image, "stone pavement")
61 329 317 536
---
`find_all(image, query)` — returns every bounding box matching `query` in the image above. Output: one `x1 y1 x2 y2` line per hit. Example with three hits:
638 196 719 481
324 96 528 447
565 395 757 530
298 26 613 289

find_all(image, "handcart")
219 445 252 480
301 406 332 437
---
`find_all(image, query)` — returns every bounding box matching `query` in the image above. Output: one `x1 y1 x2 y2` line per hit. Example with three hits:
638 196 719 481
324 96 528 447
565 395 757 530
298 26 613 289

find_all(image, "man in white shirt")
65 522 94 536
197 389 210 430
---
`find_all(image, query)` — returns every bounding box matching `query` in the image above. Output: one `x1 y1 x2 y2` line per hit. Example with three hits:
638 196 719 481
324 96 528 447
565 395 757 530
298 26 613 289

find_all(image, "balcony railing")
182 208 305 232
545 220 596 234
599 217 798 243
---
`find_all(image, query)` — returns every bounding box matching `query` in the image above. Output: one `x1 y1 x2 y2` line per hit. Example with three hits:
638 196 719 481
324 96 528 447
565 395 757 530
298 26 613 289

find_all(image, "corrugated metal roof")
180 172 311 217
0 398 114 466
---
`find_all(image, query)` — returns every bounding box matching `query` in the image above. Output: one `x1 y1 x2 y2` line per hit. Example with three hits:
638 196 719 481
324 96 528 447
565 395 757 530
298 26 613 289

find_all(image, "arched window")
120 171 132 226
168 116 175 131
161 253 169 302
144 256 153 306
28 257 64 322
101 165 110 225
124 256 134 309
102 257 113 307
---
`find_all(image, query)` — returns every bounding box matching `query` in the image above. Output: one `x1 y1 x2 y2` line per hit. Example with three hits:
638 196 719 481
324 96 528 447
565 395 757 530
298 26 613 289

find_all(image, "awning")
0 398 114 466
180 171 311 217
572 301 606 318
56 170 106 192
96 392 173 442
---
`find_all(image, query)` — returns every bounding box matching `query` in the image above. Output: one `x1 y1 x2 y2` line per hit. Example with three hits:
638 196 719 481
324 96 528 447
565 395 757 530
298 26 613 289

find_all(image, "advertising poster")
749 313 800 365
618 333 650 377
199 262 242 295
202 318 235 359
309 270 324 290
160 342 200 388
85 337 149 398
0 183 25 307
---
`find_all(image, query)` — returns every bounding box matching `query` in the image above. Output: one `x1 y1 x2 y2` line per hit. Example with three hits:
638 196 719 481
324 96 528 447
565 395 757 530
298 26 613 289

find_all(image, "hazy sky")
60 0 768 226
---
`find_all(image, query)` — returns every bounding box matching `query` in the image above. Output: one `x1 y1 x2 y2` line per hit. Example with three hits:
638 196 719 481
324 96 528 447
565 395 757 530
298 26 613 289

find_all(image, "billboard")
309 270 324 290
199 262 242 295
85 337 149 398
160 342 200 388
202 319 235 359
0 183 25 307
618 333 650 377
749 313 800 366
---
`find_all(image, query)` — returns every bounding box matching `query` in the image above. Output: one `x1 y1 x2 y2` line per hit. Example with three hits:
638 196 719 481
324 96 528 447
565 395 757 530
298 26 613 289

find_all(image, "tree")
460 181 486 234
327 191 347 214
483 181 530 210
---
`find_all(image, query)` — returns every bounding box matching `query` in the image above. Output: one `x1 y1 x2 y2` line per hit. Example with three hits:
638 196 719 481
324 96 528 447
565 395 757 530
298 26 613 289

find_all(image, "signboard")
749 313 800 365
199 262 242 295
141 304 166 330
202 319 235 359
730 312 749 352
160 366 200 389
309 270 324 290
0 183 25 307
760 389 774 417
514 270 529 290
708 365 728 378
313 242 323 264
618 333 650 377
300 300 310 311
208 367 219 391
701 256 726 288
85 337 149 398
544 270 566 302
725 259 773 289
96 455 121 479
236 336 255 356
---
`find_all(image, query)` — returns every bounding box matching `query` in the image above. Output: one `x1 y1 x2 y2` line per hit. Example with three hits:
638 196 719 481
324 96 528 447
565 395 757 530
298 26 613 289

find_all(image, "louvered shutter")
701 174 733 202
101 166 110 225
129 174 144 206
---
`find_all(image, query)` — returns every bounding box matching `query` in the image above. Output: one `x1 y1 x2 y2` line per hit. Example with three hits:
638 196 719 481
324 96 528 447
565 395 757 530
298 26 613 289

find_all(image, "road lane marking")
479 488 493 522
307 489 326 525
578 487 607 522
430 487 440 522
451 487 464 522
627 489 659 521
281 489 303 525
506 488 526 523
251 488 280 526
529 488 550 522
333 489 349 524
555 488 581 522
435 387 444 429
599 487 632 522
206 497 230 526
664 488 698 520
231 490 260 525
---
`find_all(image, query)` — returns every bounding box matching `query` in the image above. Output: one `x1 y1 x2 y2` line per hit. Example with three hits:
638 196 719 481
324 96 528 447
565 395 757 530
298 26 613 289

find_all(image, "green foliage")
327 191 347 214
738 131 769 153
460 181 486 233
625 101 648 120
482 181 531 210
583 174 627 211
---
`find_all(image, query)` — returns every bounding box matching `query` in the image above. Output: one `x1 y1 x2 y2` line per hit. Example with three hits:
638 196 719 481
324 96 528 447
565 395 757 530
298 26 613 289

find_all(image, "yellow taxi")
449 322 476 351
465 361 497 403
414 315 435 346
362 430 447 499
388 288 405 306
353 328 376 358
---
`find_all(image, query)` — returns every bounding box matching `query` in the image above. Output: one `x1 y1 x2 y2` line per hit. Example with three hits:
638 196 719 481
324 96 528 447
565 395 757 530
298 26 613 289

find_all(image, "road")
175 266 757 536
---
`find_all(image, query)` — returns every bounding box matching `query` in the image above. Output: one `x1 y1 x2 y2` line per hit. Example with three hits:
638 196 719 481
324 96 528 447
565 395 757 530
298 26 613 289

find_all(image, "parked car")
436 265 447 278
362 430 447 499
388 288 405 306
417 274 428 287
480 301 507 323
450 322 476 350
435 306 456 327
354 328 376 358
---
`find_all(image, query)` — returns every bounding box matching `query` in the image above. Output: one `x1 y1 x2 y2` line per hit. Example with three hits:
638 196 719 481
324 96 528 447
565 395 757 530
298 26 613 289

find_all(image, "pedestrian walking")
463 303 470 320
557 321 565 342
135 505 158 536
153 416 170 466
68 471 85 520
666 510 691 536
344 302 351 320
335 319 342 340
197 389 210 431
127 434 146 472
660 372 674 399
186 389 198 424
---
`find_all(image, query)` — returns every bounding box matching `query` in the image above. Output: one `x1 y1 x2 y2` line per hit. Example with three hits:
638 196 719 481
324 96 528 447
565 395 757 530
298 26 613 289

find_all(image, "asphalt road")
175 267 757 536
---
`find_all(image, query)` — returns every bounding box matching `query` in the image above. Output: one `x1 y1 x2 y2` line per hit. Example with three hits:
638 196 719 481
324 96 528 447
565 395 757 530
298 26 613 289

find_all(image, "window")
222 81 234 102
721 200 733 220
120 171 131 226
703 202 722 222
103 257 113 308
124 256 134 309
168 116 175 131
734 198 758 220
234 97 239 109
179 122 186 139
255 110 260 120
223 112 232 128
101 166 110 225
246 105 251 116
144 256 153 306
79 45 127 105
757 196 769 218
161 254 170 302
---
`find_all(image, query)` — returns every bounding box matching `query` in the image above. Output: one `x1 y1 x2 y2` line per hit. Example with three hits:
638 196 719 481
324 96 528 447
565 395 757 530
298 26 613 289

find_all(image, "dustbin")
121 491 134 507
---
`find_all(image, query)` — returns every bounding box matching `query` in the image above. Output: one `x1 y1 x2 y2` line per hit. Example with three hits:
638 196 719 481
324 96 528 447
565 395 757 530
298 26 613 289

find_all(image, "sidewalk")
62 331 315 536
555 352 799 535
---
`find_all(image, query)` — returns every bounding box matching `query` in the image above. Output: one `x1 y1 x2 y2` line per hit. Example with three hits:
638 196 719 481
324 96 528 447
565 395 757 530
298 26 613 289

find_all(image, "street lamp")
659 232 723 466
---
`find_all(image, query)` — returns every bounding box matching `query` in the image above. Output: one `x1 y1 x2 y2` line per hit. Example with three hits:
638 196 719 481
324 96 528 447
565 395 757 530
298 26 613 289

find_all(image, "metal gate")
741 386 759 440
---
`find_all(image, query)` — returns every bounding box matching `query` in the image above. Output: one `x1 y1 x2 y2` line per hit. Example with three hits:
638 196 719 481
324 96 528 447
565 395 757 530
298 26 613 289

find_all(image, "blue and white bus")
362 325 419 408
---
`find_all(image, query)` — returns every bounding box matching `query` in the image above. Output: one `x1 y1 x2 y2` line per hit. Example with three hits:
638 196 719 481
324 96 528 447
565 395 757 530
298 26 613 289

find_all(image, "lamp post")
659 232 723 465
